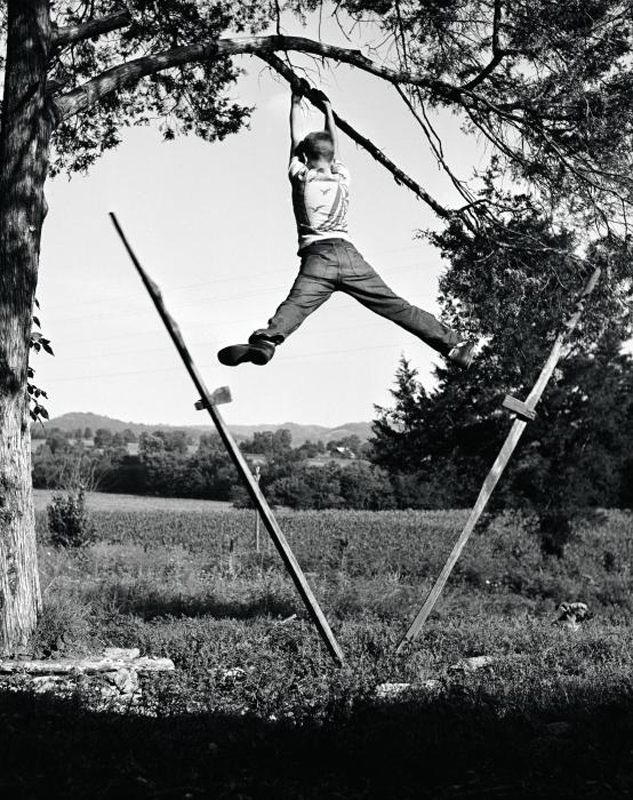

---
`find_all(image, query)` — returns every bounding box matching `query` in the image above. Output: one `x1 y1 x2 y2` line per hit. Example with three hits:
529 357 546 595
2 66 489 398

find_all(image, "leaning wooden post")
254 465 262 555
397 266 602 652
110 213 344 666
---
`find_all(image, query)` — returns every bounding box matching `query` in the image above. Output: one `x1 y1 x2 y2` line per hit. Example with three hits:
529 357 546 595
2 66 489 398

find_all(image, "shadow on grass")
2 688 633 798
84 585 298 622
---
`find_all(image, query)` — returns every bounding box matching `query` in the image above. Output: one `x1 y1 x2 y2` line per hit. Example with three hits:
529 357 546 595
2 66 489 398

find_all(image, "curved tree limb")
53 34 457 120
51 28 616 227
261 53 457 222
52 9 132 48
51 27 476 225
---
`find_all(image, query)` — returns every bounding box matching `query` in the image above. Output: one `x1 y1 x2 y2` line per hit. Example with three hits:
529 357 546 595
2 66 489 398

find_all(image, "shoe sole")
218 344 272 367
448 344 476 370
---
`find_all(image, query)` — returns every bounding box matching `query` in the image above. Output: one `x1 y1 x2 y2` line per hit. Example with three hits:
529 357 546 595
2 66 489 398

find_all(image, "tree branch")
54 34 457 120
394 85 477 208
460 0 517 92
492 0 502 47
261 53 456 222
52 9 132 48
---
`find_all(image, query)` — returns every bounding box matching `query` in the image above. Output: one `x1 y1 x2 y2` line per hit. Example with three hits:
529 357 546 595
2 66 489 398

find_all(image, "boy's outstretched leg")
337 241 478 370
217 263 336 367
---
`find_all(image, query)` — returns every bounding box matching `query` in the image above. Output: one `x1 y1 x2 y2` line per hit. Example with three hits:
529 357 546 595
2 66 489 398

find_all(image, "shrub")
47 484 93 548
31 591 93 656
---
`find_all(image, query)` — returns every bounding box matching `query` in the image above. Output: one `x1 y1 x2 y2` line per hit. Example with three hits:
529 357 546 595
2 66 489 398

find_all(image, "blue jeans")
252 239 459 355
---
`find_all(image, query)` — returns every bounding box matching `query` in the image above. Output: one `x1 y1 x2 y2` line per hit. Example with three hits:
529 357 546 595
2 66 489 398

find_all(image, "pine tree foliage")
45 1 275 173
333 0 633 232
2 1 633 224
372 212 633 546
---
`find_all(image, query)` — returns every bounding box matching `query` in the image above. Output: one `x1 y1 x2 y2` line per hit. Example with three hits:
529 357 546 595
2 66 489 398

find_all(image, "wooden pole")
397 266 602 652
254 465 261 555
110 213 344 666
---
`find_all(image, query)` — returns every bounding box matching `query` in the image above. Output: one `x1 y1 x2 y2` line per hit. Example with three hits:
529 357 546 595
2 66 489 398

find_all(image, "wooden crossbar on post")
109 213 344 666
397 266 602 653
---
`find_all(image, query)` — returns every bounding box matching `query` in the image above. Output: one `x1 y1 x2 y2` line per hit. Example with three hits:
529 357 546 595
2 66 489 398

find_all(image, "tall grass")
5 506 631 797
33 506 633 674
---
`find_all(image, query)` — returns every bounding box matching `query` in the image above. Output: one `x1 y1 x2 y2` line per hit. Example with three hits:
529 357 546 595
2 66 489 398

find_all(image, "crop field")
3 502 633 798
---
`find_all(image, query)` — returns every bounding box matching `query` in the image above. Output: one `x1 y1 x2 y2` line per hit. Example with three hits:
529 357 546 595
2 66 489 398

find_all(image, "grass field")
33 488 233 513
3 498 633 797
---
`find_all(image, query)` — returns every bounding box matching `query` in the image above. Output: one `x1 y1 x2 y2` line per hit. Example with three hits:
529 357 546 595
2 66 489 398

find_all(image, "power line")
45 340 423 383
39 316 416 363
41 260 439 333
42 243 426 312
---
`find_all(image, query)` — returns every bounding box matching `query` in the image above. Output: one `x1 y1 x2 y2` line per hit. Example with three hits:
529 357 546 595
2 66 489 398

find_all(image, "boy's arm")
321 94 339 161
289 89 302 163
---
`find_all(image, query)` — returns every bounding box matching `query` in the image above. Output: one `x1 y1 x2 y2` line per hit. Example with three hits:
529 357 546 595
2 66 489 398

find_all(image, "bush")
47 484 93 548
31 591 93 656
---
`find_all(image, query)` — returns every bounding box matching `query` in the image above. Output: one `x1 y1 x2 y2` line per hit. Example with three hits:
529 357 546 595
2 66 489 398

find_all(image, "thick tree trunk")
0 1 53 654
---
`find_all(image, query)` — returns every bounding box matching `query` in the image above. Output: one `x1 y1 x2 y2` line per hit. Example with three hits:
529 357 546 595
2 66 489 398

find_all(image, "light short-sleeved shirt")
288 156 352 251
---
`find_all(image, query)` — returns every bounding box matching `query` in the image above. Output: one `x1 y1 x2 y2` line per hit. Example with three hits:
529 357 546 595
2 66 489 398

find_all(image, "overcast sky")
35 16 482 429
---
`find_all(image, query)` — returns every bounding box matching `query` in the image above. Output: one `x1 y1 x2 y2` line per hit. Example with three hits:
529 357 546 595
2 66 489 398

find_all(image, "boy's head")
298 131 335 165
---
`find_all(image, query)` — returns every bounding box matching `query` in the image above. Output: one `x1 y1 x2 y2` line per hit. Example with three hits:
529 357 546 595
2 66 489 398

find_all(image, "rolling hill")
41 412 373 445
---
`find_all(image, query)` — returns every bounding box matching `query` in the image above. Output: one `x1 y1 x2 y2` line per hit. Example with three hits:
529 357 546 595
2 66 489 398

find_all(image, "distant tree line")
32 293 633 523
30 214 626 541
31 424 395 510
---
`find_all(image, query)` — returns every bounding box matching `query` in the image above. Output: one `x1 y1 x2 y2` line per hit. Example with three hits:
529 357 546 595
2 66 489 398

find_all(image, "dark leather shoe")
217 339 276 367
447 340 476 370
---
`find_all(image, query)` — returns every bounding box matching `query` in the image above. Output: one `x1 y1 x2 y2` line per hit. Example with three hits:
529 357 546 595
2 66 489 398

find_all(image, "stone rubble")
0 647 175 711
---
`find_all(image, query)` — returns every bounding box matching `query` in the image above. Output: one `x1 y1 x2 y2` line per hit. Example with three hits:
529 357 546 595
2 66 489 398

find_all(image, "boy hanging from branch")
218 86 476 370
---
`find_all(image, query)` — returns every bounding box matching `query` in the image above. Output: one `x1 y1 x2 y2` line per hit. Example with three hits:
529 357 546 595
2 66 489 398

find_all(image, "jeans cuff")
250 331 284 345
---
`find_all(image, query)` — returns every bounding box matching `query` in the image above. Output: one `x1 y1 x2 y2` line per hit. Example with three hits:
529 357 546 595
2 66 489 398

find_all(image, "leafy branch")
28 302 54 424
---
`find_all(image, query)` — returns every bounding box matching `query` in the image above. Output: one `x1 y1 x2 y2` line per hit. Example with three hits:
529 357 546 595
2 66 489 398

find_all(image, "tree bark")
0 0 53 654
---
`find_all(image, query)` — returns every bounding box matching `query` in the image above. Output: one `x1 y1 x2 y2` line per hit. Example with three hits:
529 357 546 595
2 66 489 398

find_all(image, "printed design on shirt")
292 180 315 235
292 170 350 239
320 182 349 232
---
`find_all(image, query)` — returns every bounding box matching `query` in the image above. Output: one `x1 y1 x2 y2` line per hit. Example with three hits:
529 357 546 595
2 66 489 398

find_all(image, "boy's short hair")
299 131 335 162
